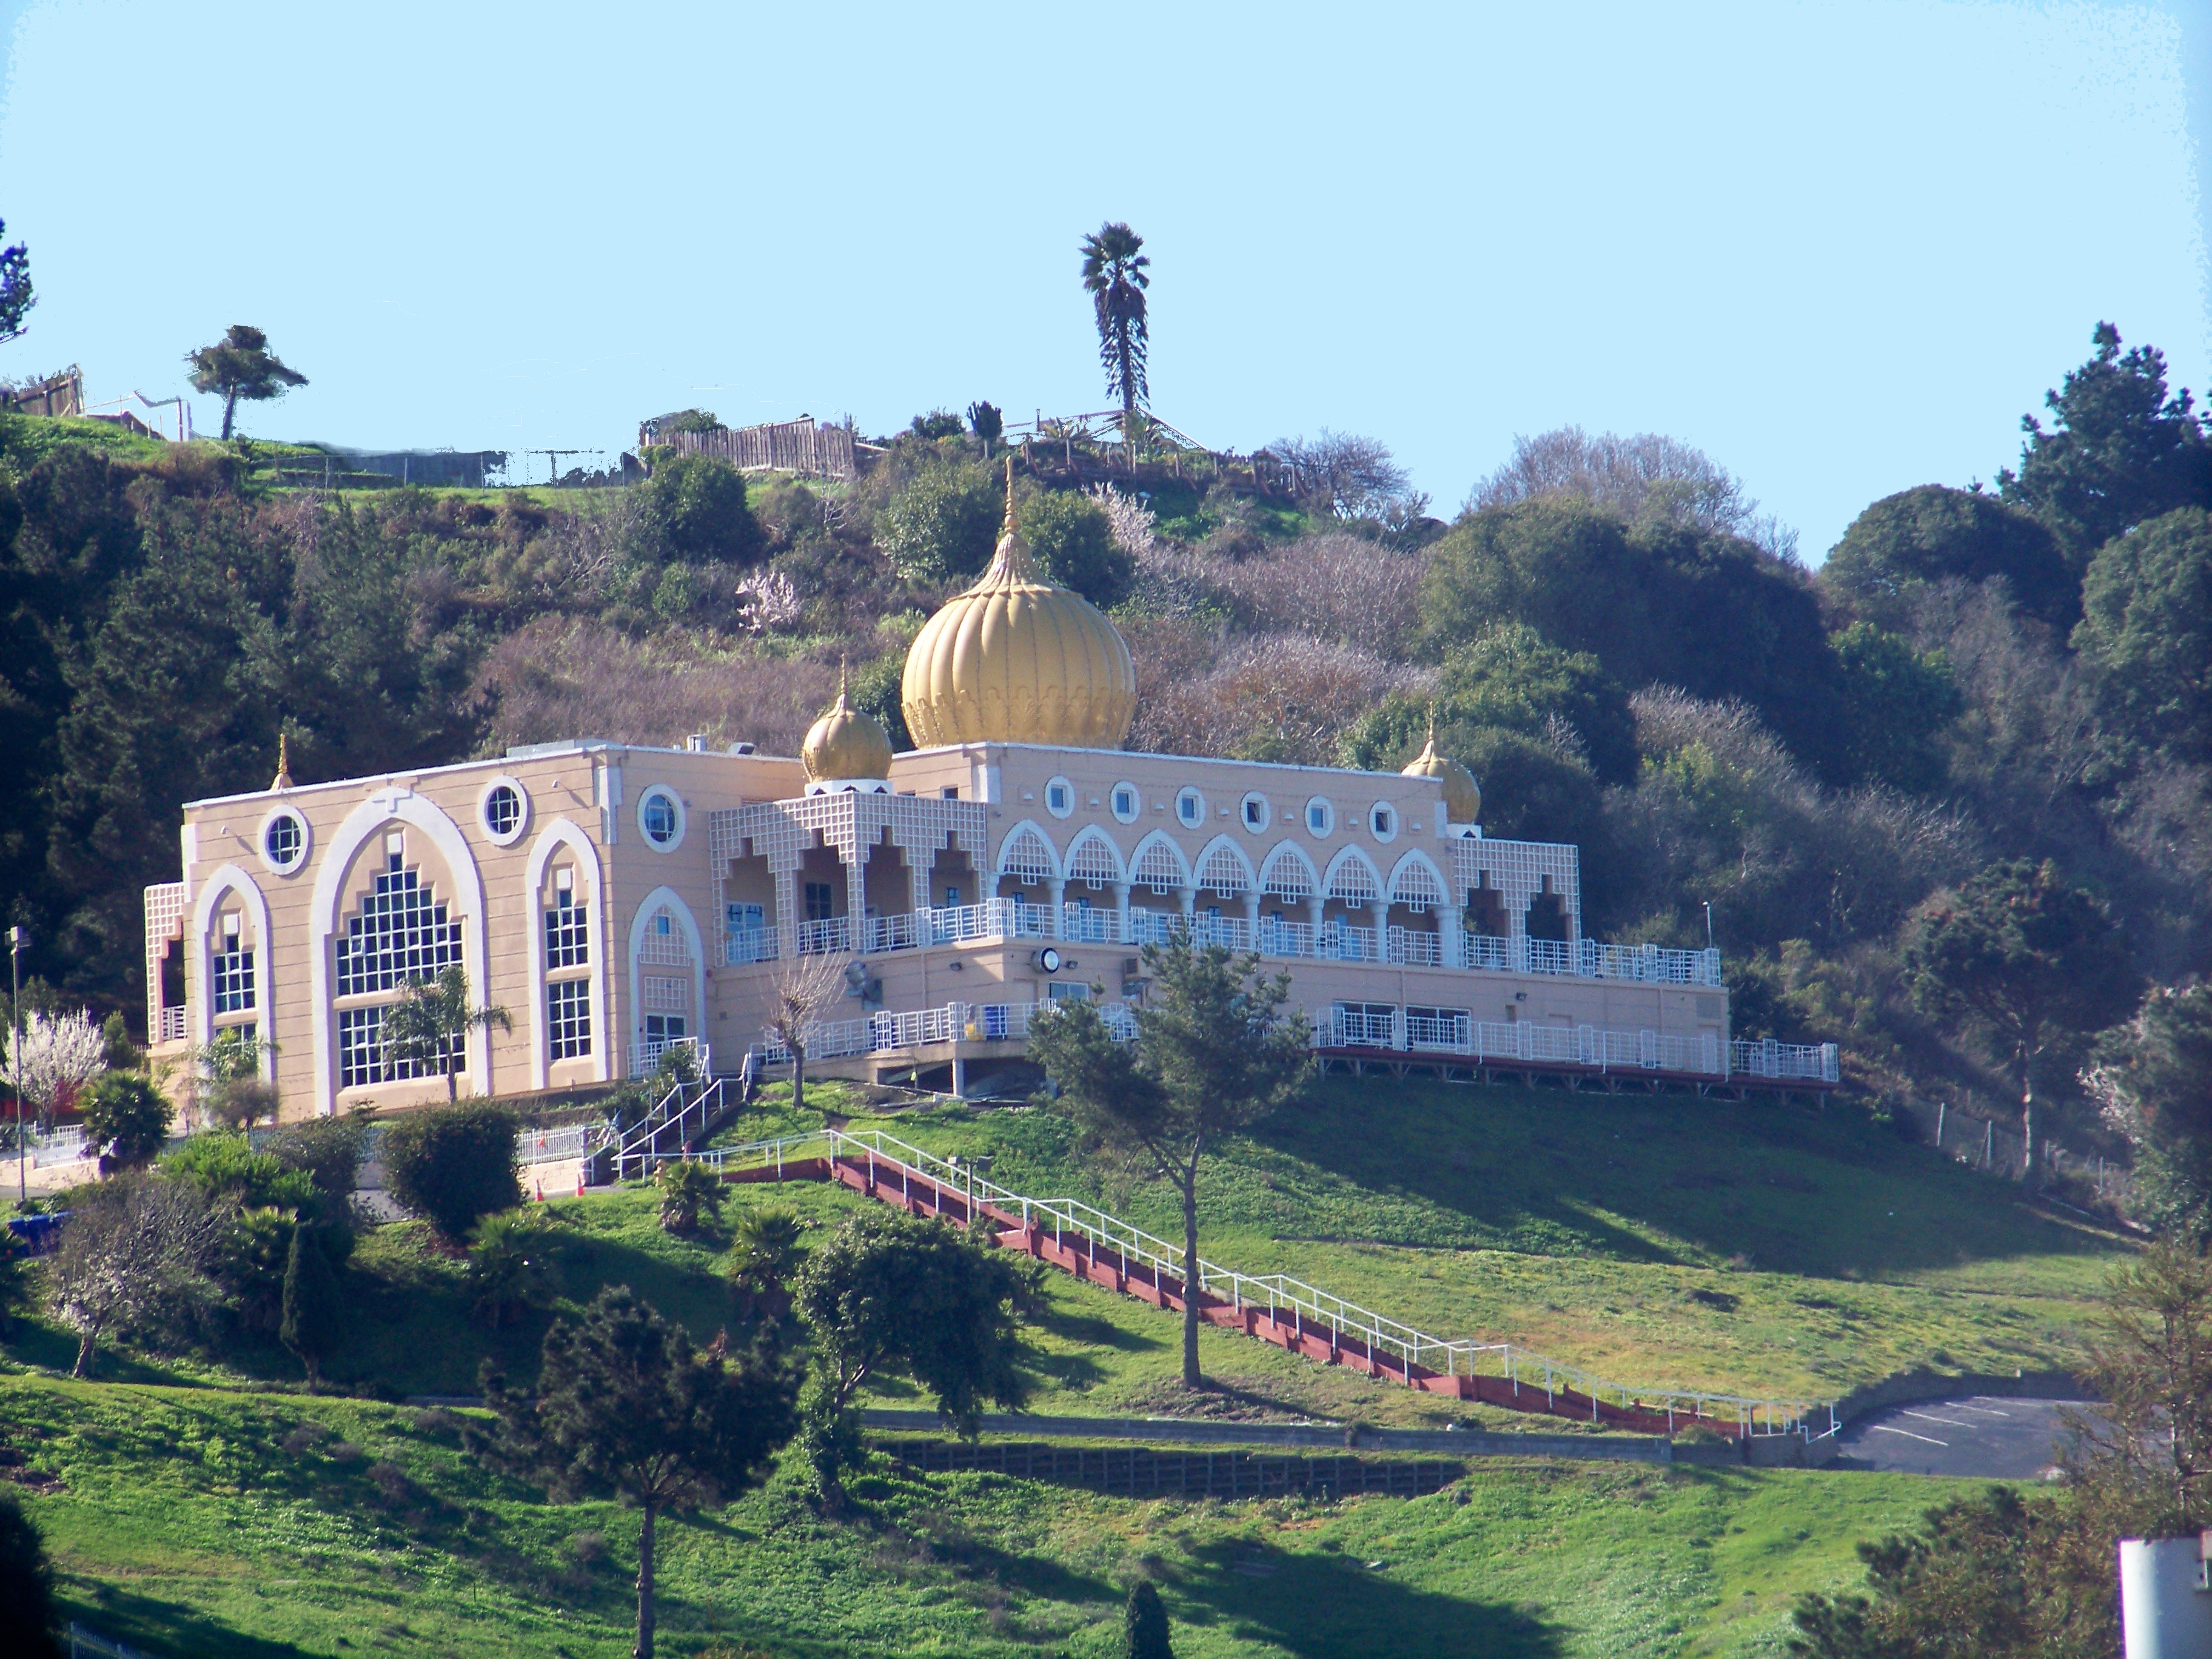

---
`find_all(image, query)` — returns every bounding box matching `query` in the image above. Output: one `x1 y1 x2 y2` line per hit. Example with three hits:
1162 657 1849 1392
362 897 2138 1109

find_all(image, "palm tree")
381 966 511 1101
1080 223 1150 436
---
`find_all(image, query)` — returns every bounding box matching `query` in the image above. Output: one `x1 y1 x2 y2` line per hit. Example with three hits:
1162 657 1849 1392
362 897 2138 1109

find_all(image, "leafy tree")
966 400 1004 454
0 1490 63 1659
1827 622 1962 794
193 1025 276 1130
908 409 965 441
482 1287 798 1659
466 1208 557 1329
263 1112 369 1207
1020 488 1133 607
1081 222 1150 424
2071 1238 2212 1530
1124 1581 1175 1659
0 220 31 346
47 1171 221 1376
381 966 511 1102
382 1099 521 1242
654 1158 723 1237
186 324 307 440
2086 984 2212 1242
878 458 999 584
2073 506 2212 763
280 1221 346 1392
1818 484 2076 634
1028 938 1308 1387
793 1207 1034 1499
1905 860 2139 1191
845 652 913 752
638 451 762 563
78 1071 172 1168
1339 621 1637 785
99 1010 138 1072
1418 498 1842 777
1999 321 2212 565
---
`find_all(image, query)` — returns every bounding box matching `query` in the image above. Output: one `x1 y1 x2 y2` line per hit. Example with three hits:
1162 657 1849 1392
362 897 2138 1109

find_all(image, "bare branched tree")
49 1173 222 1377
1473 427 1799 560
1129 632 1428 766
1204 531 1427 657
766 952 853 1112
1269 431 1428 524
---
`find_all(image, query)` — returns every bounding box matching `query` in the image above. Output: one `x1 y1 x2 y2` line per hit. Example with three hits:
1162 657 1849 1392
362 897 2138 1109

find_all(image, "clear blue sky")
2 1 2204 559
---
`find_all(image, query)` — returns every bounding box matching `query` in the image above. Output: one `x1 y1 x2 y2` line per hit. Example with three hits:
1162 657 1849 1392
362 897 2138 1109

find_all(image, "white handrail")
686 1125 1831 1438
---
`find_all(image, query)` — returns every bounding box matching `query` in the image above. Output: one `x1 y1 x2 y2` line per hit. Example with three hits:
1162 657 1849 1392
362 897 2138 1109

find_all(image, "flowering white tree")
735 568 803 634
1085 483 1158 560
49 1173 222 1376
13 1008 107 1130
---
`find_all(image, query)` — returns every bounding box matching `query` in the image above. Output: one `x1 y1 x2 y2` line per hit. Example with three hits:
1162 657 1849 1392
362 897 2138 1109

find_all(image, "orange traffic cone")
575 1173 586 1198
534 1178 545 1203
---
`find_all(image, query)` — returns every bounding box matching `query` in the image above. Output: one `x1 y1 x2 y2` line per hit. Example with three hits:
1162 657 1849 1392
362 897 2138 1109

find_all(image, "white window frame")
258 806 311 876
637 786 686 852
1045 776 1076 820
1175 787 1206 828
1239 792 1271 834
1304 797 1335 838
1110 782 1141 825
1369 802 1399 843
478 776 531 846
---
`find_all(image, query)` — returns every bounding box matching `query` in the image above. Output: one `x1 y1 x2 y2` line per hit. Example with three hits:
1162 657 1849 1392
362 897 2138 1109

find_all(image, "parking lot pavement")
1833 1395 2092 1479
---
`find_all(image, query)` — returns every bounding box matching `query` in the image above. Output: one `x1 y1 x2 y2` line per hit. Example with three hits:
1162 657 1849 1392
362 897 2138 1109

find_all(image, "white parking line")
1951 1406 2015 1418
1869 1424 1949 1446
1902 1411 1975 1427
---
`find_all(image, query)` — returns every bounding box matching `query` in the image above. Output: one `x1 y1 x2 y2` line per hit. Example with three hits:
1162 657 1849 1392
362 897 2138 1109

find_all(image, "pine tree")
280 1226 346 1394
1124 1581 1173 1659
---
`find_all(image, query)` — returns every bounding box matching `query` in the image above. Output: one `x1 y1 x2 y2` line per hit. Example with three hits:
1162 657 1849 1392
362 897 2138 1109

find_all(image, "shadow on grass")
1176 1537 1563 1658
62 1582 313 1659
1256 1076 2122 1282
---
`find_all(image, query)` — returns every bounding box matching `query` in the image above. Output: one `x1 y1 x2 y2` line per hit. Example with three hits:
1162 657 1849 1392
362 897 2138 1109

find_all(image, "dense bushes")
383 1101 521 1242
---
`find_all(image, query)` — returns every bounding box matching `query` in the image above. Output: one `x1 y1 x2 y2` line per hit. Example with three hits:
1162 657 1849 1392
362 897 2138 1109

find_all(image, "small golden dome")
802 669 894 785
900 467 1137 749
1403 726 1481 825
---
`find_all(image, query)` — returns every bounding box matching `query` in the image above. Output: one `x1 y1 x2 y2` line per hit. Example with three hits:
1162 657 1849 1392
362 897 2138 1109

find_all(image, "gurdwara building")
144 495 1835 1120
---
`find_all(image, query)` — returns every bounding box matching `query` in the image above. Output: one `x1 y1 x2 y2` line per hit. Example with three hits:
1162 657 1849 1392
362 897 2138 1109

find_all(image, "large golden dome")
802 670 894 786
1403 728 1481 825
900 475 1136 748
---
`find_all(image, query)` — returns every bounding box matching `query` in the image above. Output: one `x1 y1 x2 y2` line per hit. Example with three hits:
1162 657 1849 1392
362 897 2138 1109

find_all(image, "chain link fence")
1894 1098 2133 1210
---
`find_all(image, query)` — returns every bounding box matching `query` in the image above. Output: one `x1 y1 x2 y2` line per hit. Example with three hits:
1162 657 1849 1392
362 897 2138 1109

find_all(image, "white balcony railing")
754 996 1139 1067
725 927 779 966
713 896 1723 993
1730 1037 1840 1082
157 1005 187 1043
629 1035 711 1079
796 916 851 956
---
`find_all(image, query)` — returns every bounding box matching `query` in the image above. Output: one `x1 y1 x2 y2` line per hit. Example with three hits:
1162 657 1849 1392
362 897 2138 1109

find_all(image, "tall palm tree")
1080 223 1150 433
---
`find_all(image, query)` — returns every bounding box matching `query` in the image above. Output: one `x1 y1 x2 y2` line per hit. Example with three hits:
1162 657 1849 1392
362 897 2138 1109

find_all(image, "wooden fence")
646 417 860 480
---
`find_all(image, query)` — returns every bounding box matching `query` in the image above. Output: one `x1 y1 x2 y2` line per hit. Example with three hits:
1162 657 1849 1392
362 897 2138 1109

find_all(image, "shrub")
1124 1580 1174 1658
383 1101 521 1242
0 1491 62 1659
879 459 999 583
638 451 761 563
1020 488 1133 606
466 1208 557 1328
656 1159 724 1236
264 1112 369 1204
78 1071 173 1168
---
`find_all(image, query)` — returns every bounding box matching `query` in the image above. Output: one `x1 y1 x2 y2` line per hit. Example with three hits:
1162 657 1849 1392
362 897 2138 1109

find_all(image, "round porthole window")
638 786 686 851
1304 797 1335 838
1175 787 1206 828
1110 782 1141 825
1045 776 1076 820
1238 792 1270 834
479 776 529 846
1369 802 1399 843
258 806 310 876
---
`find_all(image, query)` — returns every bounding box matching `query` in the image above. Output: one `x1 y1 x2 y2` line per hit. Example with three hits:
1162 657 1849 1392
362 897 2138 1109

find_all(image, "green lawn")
4 1373 1989 1659
821 1074 2127 1404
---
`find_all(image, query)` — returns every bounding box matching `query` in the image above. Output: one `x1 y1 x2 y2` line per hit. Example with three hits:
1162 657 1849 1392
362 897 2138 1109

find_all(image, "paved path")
1831 1395 2091 1479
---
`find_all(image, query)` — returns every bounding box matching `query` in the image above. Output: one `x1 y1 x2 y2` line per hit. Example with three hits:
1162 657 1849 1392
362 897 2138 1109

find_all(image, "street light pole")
10 926 25 1205
1702 902 1714 951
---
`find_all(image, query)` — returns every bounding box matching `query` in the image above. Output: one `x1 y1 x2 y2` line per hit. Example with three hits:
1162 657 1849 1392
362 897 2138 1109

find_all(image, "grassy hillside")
5 1373 1988 1659
13 1075 2123 1423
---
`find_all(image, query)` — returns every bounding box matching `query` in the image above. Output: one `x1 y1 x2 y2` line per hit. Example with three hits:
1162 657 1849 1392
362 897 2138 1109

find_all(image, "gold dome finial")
802 663 893 787
270 732 293 792
899 461 1137 748
1401 719 1481 825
